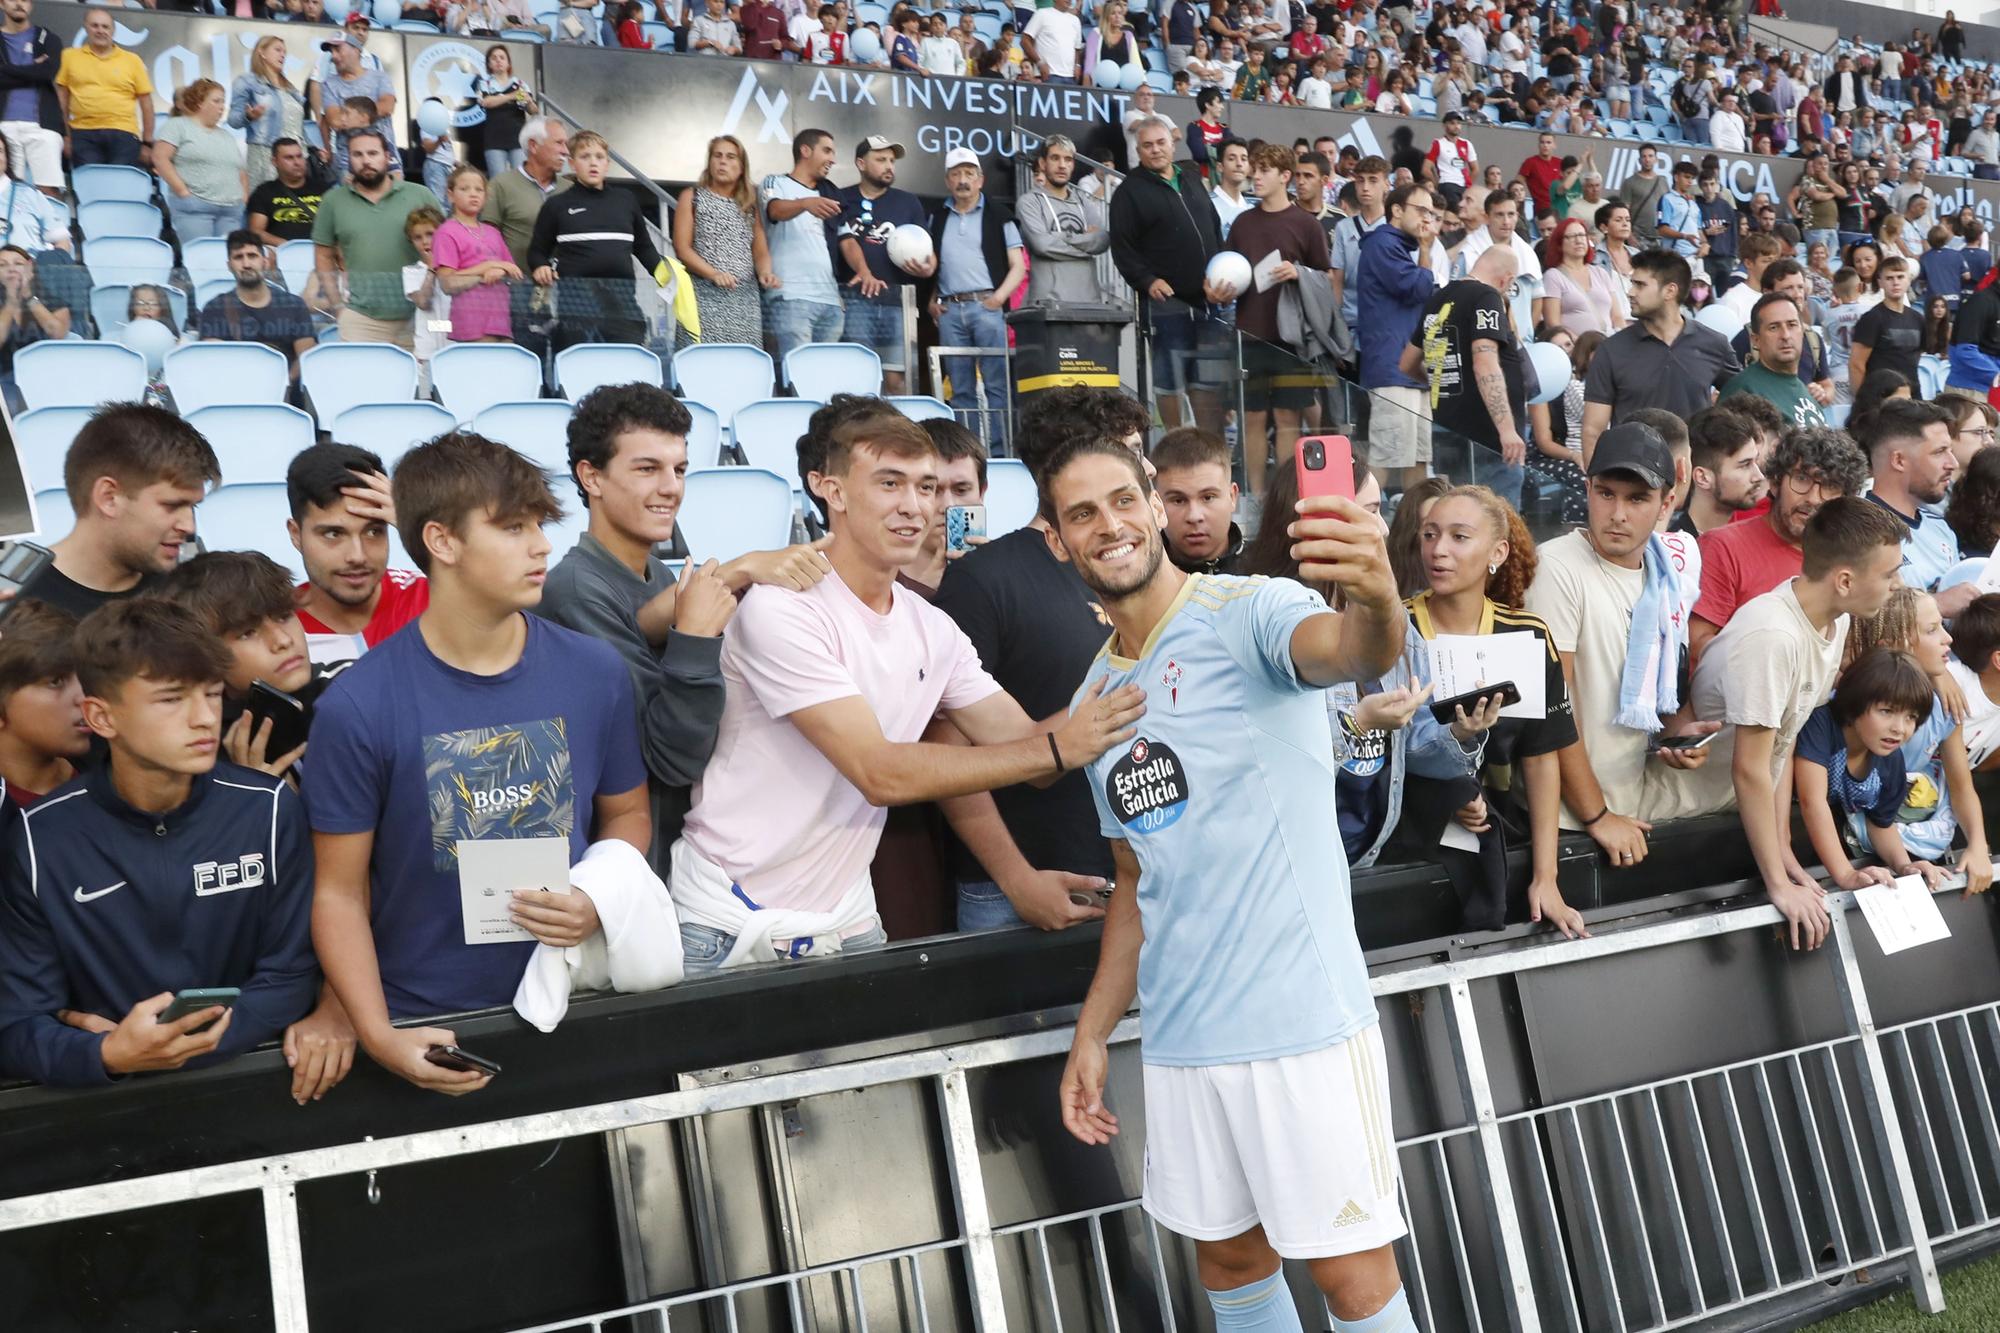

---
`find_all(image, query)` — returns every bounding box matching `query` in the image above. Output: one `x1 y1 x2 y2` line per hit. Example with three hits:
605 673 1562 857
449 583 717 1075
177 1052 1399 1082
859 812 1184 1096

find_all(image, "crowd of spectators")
6 0 2000 1107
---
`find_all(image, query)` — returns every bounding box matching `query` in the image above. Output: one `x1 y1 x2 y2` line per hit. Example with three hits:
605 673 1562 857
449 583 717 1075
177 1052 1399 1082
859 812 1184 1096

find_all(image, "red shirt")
296 567 429 664
1518 153 1564 214
1693 514 1800 631
739 0 788 58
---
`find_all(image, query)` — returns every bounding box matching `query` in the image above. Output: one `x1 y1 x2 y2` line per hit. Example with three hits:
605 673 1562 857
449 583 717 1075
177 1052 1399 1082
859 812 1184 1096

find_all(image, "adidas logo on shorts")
1333 1199 1370 1228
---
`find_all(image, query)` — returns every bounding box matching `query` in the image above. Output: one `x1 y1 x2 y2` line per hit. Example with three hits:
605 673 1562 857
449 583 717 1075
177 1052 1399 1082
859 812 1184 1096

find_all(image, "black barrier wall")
38 0 2000 224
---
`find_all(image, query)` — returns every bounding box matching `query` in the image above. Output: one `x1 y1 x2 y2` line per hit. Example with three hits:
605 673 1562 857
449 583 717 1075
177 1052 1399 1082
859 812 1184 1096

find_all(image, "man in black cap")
833 134 932 394
1524 422 1727 876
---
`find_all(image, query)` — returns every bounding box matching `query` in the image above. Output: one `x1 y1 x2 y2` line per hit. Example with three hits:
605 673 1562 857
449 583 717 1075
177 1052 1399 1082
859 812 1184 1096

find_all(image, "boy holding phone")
0 600 335 1092
157 551 348 781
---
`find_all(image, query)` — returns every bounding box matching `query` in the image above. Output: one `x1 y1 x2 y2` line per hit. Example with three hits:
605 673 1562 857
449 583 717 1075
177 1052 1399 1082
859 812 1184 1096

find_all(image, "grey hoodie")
1018 185 1112 305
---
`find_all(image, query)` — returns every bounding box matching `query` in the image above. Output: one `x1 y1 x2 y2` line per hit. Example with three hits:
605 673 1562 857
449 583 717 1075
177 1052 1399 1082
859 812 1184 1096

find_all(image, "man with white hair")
482 114 570 270
1402 245 1530 504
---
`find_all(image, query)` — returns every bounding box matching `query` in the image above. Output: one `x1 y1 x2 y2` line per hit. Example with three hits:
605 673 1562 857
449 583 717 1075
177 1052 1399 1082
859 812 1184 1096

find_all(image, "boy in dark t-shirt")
1851 255 1926 389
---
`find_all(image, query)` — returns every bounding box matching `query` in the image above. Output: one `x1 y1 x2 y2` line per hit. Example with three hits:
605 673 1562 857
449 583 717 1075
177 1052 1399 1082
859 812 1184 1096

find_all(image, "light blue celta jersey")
1077 573 1378 1067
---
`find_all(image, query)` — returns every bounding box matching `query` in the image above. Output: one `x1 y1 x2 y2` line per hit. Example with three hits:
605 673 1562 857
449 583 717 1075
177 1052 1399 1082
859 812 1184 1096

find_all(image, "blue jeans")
1682 117 1710 145
766 296 843 364
71 128 141 167
167 193 242 240
679 919 888 974
484 148 525 180
956 879 1026 932
1481 459 1525 511
937 297 1008 442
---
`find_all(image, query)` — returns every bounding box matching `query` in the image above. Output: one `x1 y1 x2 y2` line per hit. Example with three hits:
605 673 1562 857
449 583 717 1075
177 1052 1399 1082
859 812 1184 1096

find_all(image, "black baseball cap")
1588 423 1674 490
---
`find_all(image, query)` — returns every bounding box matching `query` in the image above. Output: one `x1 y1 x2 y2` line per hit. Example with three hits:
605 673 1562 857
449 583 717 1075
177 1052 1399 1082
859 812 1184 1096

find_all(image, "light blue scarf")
1616 532 1681 733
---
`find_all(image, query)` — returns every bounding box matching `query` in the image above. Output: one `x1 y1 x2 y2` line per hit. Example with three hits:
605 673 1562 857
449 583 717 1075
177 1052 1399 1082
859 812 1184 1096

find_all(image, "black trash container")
1007 302 1133 400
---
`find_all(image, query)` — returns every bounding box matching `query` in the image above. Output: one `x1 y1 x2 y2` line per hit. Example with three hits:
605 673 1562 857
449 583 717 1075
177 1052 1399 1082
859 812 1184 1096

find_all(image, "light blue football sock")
1330 1284 1418 1333
1206 1269 1307 1332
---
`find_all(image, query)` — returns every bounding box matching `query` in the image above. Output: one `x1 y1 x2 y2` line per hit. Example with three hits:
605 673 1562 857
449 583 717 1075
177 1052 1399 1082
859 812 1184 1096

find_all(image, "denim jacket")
228 75 319 151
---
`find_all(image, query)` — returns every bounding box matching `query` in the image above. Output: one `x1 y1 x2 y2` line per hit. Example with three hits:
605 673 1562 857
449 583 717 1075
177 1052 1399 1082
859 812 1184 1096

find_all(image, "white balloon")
417 98 451 139
325 0 354 22
850 30 884 63
1694 302 1745 342
121 318 177 377
373 0 400 25
887 223 934 271
1526 340 1572 406
1093 60 1123 89
1205 250 1252 298
1119 61 1145 91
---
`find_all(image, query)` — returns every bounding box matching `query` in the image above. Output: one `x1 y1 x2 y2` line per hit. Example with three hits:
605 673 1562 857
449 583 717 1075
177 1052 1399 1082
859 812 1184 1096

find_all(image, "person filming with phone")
0 600 340 1098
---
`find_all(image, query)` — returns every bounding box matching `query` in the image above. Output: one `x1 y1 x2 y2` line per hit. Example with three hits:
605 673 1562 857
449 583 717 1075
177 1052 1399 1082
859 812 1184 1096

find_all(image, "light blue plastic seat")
473 400 575 477
71 164 155 206
275 239 318 297
185 404 317 486
678 468 796 563
888 395 955 422
331 402 460 467
181 236 233 287
83 236 173 287
731 398 822 482
430 343 545 424
76 200 161 241
197 483 304 577
14 406 96 495
983 458 1037 536
785 342 882 399
31 488 73 544
164 342 290 414
555 342 664 400
684 400 723 470
13 342 146 410
672 344 774 439
300 342 419 426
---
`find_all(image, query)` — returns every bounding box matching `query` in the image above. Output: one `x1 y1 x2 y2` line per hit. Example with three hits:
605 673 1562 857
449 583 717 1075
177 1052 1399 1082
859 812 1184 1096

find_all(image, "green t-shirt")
1722 361 1826 430
311 179 444 321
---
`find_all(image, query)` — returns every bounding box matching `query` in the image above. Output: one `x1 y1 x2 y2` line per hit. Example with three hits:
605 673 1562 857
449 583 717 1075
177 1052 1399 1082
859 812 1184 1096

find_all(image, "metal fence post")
262 1180 312 1333
1444 979 1544 1333
937 1067 1010 1331
1827 906 1947 1314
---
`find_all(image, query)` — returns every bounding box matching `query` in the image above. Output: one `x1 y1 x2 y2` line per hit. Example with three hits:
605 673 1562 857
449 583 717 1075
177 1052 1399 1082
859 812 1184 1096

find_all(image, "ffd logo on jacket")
194 854 266 897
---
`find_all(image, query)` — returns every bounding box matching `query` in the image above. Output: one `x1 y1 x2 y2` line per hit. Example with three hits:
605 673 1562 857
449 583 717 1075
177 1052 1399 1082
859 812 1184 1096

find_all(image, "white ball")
1526 340 1572 405
887 223 934 271
417 98 451 139
120 317 176 377
1093 60 1124 89
1119 62 1145 91
1206 251 1253 297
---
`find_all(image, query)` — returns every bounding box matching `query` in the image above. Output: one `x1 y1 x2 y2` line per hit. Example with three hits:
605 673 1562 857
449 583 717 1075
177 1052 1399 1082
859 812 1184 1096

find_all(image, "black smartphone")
426 1044 502 1077
160 987 240 1031
0 540 53 623
1656 731 1721 751
246 680 311 757
1427 681 1522 724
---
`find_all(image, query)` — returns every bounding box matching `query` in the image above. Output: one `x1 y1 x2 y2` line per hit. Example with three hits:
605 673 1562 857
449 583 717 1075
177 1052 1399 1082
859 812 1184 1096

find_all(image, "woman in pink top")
1537 218 1624 338
431 165 520 343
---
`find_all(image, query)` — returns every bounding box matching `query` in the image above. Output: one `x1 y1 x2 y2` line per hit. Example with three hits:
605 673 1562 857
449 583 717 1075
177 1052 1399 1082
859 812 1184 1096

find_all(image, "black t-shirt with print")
1411 278 1525 451
1853 301 1926 385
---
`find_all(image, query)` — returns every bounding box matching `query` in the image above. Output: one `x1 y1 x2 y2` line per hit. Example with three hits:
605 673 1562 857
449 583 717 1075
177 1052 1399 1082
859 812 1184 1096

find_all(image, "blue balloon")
417 98 451 138
1093 59 1123 88
1119 61 1145 90
1526 340 1572 406
850 29 884 63
373 0 400 25
325 0 354 22
120 318 177 377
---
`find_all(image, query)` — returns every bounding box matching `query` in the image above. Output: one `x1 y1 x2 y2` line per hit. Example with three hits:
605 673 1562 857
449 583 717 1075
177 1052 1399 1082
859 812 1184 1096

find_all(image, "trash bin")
1007 303 1133 400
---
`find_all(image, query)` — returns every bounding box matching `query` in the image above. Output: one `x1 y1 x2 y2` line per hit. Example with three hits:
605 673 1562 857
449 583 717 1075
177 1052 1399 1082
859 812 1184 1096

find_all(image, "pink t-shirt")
431 217 514 341
681 570 1000 913
1693 513 1801 632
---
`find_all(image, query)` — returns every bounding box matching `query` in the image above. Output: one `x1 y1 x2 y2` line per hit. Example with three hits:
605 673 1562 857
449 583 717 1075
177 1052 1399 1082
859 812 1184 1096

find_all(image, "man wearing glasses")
1688 426 1870 668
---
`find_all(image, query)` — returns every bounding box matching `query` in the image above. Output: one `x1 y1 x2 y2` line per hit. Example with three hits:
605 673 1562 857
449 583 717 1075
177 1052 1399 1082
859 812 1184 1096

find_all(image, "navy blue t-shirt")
1795 703 1908 829
303 614 646 1019
833 184 928 286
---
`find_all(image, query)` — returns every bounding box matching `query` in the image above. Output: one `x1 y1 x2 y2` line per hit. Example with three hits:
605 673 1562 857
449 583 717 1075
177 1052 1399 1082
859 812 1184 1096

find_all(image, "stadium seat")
430 342 544 423
331 401 459 466
889 395 954 422
12 342 146 410
89 284 191 341
300 343 419 426
193 277 234 311
672 344 773 437
678 468 796 563
182 236 232 285
784 342 882 399
30 488 72 545
186 404 316 486
76 200 160 242
473 400 573 476
163 342 290 414
70 164 154 206
197 484 304 579
275 239 317 297
984 458 1037 536
684 400 722 470
14 406 95 496
554 343 664 400
83 236 173 287
540 498 589 565
640 19 672 46
731 398 821 481
1919 355 1948 401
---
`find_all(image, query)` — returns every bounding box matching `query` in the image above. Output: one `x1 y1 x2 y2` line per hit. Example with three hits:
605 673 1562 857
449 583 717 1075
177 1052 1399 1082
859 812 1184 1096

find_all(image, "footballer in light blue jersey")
1076 573 1377 1066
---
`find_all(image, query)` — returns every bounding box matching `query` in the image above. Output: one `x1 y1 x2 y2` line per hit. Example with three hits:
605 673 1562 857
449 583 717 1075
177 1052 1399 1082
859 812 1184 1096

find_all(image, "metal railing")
3 877 1991 1331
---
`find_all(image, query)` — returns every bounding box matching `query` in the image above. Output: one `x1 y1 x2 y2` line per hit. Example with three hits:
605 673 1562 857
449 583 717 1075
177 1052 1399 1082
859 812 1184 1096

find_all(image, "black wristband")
1581 806 1610 827
1048 732 1066 773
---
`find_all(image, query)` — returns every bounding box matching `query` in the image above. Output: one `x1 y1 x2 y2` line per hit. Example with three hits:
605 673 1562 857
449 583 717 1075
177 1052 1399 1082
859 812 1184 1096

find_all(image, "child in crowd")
808 4 846 63
0 602 88 807
1794 647 1951 892
1819 267 1865 404
401 205 449 391
1298 56 1333 109
1843 586 1993 893
1947 593 2000 771
419 112 457 202
430 166 519 345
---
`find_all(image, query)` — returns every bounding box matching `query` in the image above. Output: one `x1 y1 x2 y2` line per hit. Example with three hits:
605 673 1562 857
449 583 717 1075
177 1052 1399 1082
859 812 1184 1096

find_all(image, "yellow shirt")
57 46 152 134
